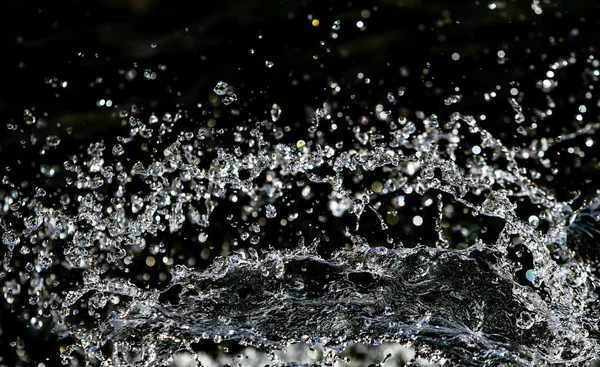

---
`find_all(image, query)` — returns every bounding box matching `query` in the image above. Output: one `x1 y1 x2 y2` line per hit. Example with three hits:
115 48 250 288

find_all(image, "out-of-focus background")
1 0 600 365
2 0 600 194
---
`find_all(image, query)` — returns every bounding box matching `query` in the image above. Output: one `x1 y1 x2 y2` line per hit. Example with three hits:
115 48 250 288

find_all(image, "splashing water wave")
2 6 600 366
3 95 598 366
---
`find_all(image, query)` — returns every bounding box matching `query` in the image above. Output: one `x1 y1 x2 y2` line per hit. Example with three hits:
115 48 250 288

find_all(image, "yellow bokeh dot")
146 256 156 267
371 181 383 193
312 19 319 27
296 140 306 148
386 214 399 226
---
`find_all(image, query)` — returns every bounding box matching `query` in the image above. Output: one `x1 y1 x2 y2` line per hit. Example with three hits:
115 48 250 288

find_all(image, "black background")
1 0 600 365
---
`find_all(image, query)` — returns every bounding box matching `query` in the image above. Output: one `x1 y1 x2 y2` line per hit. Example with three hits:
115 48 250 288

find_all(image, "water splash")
2 87 598 364
1 2 600 367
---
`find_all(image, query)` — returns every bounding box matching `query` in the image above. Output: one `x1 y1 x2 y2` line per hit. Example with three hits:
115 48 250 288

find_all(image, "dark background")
1 0 600 365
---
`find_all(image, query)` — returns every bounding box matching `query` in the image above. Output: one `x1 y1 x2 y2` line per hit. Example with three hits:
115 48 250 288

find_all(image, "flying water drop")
270 103 282 122
214 81 229 96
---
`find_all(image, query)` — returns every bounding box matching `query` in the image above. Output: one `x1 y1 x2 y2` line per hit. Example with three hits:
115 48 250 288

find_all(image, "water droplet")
265 204 277 218
46 135 61 147
34 187 46 197
222 94 237 105
24 215 43 231
444 94 462 105
112 144 124 156
143 69 156 80
270 104 282 122
214 81 229 96
387 92 396 103
2 231 20 247
40 165 56 177
3 280 21 304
